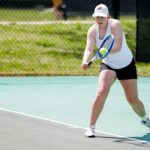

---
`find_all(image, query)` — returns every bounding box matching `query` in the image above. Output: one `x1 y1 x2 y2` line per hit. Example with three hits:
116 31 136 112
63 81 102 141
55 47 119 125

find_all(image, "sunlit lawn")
0 9 149 76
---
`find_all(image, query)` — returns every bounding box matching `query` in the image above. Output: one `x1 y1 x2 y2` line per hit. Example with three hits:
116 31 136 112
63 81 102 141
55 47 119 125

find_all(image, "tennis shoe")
141 118 150 129
85 126 95 137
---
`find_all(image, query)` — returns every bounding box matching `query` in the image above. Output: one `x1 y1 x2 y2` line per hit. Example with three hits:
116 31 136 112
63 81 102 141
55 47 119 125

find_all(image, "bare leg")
89 70 116 126
120 79 146 117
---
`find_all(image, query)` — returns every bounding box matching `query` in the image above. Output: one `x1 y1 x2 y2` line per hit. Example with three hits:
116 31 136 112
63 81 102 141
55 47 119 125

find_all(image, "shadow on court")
0 109 150 150
130 133 150 143
96 135 150 147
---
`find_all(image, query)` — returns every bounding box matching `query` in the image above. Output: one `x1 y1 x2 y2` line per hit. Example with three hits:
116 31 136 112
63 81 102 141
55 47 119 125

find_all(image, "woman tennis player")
81 4 150 137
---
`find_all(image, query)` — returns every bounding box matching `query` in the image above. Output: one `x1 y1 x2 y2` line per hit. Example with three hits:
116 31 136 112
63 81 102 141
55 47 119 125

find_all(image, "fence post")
136 0 139 61
136 0 150 62
111 0 120 19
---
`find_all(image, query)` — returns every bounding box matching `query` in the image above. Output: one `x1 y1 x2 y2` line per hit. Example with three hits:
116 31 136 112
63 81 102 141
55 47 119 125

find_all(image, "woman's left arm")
111 20 123 53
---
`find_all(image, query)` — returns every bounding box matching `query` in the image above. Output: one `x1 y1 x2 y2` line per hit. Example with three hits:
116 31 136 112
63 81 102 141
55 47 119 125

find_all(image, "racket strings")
102 37 113 50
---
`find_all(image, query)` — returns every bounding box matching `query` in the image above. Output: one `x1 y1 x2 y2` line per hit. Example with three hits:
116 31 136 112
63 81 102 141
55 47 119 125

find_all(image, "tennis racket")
88 34 114 66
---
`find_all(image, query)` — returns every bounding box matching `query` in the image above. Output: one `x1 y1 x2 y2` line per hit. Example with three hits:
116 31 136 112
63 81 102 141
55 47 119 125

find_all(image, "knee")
96 86 110 98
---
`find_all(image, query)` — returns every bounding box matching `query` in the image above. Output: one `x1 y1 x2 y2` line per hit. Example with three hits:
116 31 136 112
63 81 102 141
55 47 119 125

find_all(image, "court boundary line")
0 107 149 145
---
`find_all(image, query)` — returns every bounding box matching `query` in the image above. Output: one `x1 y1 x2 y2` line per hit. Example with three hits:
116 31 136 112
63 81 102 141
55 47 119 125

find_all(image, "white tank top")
96 20 133 69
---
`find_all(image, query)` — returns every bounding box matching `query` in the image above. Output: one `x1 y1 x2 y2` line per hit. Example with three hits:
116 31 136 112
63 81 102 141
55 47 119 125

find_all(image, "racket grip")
88 61 93 66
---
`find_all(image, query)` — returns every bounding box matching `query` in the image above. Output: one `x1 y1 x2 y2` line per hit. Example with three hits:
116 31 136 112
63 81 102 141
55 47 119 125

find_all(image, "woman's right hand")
81 62 90 70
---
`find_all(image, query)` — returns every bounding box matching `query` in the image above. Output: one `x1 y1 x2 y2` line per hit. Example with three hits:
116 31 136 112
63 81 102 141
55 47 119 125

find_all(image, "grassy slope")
0 9 149 76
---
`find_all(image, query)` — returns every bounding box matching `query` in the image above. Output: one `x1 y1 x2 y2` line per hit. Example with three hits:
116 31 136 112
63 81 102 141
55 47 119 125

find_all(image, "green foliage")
0 10 149 76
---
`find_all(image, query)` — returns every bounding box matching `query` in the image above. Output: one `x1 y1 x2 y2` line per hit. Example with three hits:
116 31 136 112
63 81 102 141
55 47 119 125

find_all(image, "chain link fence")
0 0 137 76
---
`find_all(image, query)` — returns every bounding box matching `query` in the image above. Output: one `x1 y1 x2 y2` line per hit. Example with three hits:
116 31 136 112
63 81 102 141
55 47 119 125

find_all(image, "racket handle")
88 61 93 66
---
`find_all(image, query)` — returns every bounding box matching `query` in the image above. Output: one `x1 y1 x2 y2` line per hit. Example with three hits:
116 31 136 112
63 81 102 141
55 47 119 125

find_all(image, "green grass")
0 8 55 21
0 9 149 76
120 16 136 56
0 8 92 21
0 23 93 76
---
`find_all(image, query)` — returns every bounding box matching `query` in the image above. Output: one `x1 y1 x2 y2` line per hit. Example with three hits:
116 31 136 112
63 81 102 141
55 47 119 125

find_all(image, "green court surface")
0 76 150 142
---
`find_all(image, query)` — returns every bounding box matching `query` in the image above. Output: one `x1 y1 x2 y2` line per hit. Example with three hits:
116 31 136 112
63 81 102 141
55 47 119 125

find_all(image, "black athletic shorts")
100 58 137 80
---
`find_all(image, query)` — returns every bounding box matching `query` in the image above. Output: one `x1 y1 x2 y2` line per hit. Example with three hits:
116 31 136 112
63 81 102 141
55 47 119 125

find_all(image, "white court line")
0 107 149 145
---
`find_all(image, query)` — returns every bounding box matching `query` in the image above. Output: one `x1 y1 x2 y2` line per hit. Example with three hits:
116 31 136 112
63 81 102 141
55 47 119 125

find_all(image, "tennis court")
0 76 150 149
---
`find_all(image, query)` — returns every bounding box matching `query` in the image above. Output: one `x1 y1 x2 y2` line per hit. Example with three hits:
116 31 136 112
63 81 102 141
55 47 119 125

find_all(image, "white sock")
142 115 148 121
89 125 95 129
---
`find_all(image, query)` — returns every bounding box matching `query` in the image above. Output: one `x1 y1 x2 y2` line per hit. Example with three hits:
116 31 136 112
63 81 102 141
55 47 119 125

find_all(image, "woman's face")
96 16 108 27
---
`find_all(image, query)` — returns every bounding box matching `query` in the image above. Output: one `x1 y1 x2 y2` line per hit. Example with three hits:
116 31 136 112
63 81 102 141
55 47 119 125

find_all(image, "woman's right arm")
82 25 96 70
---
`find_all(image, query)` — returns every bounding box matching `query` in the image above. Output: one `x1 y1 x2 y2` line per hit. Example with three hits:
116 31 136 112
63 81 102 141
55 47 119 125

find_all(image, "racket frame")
88 34 114 66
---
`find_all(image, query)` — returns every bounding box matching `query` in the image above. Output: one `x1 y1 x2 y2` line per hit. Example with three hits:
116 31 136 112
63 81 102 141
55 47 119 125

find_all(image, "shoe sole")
85 134 95 138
